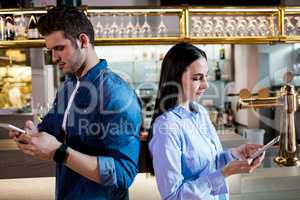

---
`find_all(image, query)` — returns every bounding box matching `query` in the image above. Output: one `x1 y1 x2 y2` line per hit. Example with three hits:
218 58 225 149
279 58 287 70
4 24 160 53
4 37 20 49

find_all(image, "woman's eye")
192 77 202 81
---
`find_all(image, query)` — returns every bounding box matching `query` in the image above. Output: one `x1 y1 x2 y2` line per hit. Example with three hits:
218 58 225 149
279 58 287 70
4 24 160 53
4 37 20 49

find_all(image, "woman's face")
180 58 209 102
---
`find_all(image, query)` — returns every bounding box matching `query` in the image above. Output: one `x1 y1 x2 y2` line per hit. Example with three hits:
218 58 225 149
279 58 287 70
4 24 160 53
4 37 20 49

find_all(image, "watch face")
53 144 68 163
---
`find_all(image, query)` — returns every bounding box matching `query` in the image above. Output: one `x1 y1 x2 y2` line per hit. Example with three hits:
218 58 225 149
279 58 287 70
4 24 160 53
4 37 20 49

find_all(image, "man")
9 6 142 200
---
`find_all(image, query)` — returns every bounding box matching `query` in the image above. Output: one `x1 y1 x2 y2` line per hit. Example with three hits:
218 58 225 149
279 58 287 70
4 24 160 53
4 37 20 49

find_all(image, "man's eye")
54 46 64 51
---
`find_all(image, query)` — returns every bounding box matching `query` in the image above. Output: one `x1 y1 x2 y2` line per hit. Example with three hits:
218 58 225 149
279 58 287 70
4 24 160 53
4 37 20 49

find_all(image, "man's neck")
75 50 99 78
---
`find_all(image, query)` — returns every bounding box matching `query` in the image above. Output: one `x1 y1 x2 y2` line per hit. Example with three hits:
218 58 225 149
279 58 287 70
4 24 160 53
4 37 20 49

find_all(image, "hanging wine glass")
202 16 213 37
102 14 110 38
246 16 258 36
257 16 269 36
236 16 247 36
213 16 224 37
224 16 236 36
190 16 200 36
126 14 134 37
285 16 295 35
157 13 168 37
295 16 300 35
95 14 103 38
142 13 151 37
109 14 118 37
118 14 126 37
133 14 142 37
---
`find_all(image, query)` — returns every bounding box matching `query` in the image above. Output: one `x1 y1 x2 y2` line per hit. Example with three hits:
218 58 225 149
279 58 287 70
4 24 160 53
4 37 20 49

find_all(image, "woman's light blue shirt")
149 103 235 200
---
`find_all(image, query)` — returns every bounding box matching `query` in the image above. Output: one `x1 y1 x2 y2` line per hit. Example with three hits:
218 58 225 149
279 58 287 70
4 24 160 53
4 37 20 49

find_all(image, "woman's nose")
201 77 209 89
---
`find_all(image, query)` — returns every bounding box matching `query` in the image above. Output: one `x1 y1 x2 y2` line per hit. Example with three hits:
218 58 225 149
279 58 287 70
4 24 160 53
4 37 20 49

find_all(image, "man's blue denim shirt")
38 59 142 200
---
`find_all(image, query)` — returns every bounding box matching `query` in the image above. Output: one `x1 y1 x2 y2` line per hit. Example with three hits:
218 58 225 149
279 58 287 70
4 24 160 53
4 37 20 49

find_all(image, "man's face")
44 31 85 74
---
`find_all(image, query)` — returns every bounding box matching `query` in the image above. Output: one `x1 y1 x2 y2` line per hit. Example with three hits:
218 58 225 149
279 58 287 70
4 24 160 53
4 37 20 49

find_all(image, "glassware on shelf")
157 13 168 37
109 14 119 37
202 16 213 37
118 14 126 37
33 103 49 124
190 16 201 36
5 16 15 40
142 13 151 37
126 14 135 37
102 14 110 38
295 16 300 35
0 16 4 40
246 16 258 36
213 16 224 37
257 16 270 36
224 16 236 36
133 14 142 37
268 16 276 36
236 16 247 36
14 14 27 40
285 16 295 35
27 15 39 39
94 14 103 38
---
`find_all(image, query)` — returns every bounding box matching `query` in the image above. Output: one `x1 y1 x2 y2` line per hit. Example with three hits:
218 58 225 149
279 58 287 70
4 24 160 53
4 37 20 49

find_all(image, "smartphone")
0 123 26 134
249 135 280 160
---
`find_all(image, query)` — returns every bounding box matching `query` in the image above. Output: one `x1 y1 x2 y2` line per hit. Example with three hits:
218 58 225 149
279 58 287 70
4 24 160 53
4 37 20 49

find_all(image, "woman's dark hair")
145 42 207 174
37 6 94 47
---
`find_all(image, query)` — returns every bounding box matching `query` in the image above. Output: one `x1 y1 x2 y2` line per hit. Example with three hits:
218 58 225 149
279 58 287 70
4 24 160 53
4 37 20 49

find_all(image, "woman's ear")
78 33 89 48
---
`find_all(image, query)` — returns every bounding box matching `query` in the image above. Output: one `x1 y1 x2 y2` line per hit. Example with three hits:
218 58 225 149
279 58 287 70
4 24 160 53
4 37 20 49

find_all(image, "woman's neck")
178 100 190 112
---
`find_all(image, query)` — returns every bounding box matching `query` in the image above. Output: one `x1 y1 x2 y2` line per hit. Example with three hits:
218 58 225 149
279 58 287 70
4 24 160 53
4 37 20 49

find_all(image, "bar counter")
1 132 300 200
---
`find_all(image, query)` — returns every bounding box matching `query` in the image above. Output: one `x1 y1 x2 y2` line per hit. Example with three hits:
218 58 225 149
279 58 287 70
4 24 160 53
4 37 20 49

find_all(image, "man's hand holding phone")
7 121 38 144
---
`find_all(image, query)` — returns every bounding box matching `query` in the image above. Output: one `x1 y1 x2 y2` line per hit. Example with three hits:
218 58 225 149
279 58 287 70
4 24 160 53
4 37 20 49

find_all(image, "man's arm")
64 147 100 183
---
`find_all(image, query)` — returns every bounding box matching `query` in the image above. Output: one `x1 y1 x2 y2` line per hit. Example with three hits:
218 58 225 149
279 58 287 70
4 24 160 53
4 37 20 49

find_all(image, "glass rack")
0 6 300 47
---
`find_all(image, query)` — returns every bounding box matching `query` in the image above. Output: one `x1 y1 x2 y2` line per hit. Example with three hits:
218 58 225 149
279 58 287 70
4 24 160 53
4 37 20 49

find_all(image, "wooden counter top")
0 139 18 151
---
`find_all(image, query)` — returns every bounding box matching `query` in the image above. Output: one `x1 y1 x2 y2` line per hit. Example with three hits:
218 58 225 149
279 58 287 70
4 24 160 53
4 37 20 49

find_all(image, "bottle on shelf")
216 107 224 131
27 15 39 39
214 61 221 80
225 101 235 127
219 47 225 60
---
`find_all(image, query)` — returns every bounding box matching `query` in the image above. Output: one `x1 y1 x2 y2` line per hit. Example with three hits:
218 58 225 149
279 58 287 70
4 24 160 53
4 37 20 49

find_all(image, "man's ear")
78 33 89 48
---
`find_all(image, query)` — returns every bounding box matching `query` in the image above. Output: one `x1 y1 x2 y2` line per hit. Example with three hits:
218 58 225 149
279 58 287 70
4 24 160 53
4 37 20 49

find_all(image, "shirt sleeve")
216 150 237 169
97 72 142 189
149 117 228 200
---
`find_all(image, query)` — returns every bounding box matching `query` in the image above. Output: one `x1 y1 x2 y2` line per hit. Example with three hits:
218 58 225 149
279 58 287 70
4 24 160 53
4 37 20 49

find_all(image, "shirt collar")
68 59 108 82
171 101 200 119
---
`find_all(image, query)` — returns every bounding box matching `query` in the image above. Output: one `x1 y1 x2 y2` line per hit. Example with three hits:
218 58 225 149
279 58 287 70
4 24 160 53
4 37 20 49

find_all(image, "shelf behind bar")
0 36 286 48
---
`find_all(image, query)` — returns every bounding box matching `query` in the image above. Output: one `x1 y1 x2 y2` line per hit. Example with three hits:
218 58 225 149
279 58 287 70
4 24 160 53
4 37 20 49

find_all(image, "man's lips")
58 63 65 69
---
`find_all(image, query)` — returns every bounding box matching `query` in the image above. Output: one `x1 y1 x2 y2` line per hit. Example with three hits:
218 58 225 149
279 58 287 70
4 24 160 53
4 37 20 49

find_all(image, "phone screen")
249 135 280 160
0 123 25 134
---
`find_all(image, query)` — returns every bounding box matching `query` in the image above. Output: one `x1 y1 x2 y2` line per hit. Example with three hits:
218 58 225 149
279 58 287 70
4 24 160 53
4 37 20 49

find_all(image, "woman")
148 43 264 200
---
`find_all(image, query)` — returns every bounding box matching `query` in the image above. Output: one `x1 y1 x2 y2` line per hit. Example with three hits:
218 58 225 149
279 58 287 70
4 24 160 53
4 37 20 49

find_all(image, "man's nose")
52 49 60 64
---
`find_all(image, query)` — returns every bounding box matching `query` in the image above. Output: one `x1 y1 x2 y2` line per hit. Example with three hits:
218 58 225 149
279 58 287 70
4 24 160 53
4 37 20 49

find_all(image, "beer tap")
237 72 300 166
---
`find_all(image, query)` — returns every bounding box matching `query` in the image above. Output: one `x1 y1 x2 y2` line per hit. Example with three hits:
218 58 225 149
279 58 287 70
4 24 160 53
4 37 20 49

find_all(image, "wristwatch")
53 143 68 163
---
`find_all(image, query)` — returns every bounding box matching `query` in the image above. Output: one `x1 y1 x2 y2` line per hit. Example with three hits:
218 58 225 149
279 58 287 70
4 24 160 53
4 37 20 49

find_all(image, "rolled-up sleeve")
97 156 117 186
149 118 228 200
